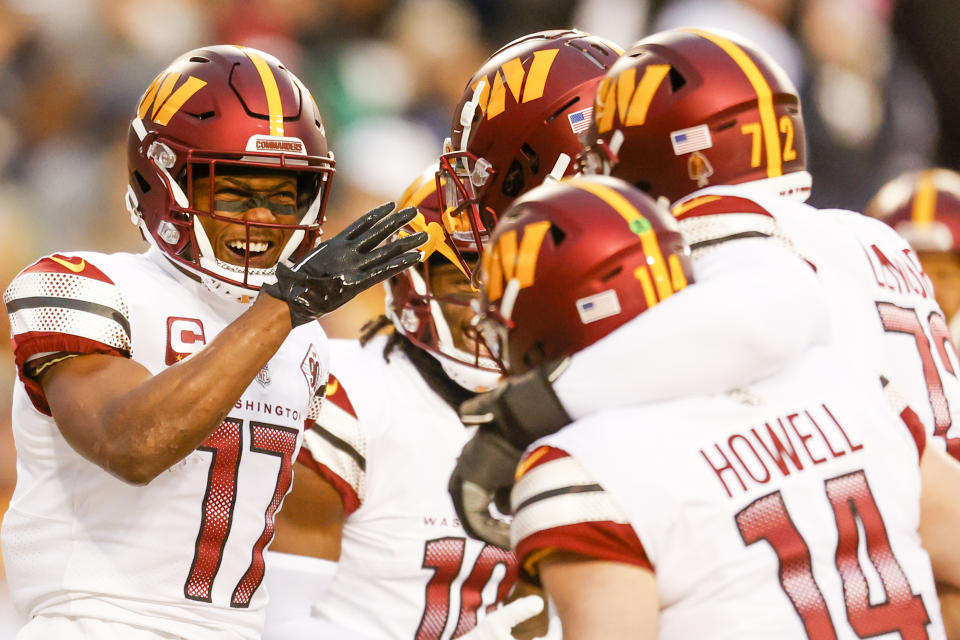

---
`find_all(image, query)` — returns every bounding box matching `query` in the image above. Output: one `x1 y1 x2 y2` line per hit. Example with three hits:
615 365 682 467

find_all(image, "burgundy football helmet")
386 164 501 391
437 29 622 280
865 168 960 252
474 174 692 375
125 45 335 301
582 28 809 204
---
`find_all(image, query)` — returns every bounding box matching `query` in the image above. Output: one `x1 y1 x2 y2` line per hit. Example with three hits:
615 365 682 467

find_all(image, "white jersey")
2 248 328 640
684 184 960 455
554 184 960 456
513 347 944 640
296 337 518 640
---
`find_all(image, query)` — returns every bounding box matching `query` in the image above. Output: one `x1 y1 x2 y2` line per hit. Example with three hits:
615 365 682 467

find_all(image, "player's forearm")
107 295 293 480
48 295 293 484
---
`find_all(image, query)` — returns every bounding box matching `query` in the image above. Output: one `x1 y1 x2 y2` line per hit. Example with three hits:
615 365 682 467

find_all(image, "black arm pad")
460 363 572 450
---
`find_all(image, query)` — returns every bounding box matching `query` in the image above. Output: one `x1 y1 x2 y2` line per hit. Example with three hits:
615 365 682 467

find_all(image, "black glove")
263 202 427 327
449 361 573 547
448 428 522 549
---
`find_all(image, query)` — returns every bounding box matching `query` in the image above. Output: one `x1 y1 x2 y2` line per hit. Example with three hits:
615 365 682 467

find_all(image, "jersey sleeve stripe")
515 521 652 579
10 333 128 415
513 483 606 513
672 195 775 220
307 423 366 472
511 488 631 546
296 448 361 515
7 296 131 338
690 230 771 251
301 426 365 507
678 213 777 252
512 455 606 506
511 448 634 552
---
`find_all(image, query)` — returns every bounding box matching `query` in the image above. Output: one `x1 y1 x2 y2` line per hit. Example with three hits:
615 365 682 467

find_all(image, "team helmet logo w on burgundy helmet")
126 45 335 302
474 175 692 375
582 28 810 204
437 29 622 281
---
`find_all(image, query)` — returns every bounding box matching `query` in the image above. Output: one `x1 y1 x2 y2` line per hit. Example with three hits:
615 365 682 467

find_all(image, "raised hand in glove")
449 361 573 548
262 202 427 326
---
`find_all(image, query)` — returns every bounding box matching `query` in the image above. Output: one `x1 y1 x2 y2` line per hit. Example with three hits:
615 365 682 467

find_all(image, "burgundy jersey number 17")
184 417 298 607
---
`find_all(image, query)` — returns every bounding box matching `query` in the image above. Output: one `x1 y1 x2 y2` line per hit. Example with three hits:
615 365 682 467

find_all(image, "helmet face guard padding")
386 165 502 391
474 175 694 376
582 28 808 204
437 29 623 273
126 45 335 297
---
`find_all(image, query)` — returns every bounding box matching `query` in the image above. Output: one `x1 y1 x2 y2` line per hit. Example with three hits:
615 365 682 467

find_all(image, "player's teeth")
227 240 270 253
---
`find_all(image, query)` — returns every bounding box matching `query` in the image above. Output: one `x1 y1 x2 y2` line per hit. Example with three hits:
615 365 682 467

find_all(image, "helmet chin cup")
435 352 502 392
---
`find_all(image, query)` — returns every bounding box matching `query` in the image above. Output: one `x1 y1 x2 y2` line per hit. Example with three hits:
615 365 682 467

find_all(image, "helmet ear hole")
668 67 686 92
520 143 540 175
549 224 566 246
501 159 526 198
133 171 151 194
522 341 548 371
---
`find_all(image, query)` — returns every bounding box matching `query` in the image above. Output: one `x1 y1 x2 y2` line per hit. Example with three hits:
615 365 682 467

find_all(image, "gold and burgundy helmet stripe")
239 46 285 137
866 168 960 252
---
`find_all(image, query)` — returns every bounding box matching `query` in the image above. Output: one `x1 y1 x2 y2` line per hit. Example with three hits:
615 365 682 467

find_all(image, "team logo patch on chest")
301 344 323 395
166 317 206 364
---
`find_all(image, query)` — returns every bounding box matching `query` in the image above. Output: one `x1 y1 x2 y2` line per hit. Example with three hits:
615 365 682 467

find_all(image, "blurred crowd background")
0 0 958 634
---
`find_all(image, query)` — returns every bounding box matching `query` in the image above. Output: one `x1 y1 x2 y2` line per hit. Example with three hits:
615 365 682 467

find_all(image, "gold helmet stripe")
152 73 181 120
685 29 783 178
138 74 164 120
522 49 559 102
239 47 285 137
569 179 674 300
154 77 208 126
911 169 938 227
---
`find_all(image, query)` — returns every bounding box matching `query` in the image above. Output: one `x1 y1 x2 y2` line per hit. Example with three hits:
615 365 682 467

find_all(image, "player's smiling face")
429 261 491 359
193 171 299 269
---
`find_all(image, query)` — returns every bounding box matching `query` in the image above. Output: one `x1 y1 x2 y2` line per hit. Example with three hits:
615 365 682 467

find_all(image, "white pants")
17 615 183 640
261 551 337 640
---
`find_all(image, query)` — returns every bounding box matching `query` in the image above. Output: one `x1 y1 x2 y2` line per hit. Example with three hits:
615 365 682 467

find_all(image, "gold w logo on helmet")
137 72 207 126
469 49 560 121
483 220 552 302
595 65 670 134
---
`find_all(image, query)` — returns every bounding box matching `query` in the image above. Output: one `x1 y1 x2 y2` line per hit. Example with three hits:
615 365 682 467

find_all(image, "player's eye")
270 190 297 203
215 188 250 199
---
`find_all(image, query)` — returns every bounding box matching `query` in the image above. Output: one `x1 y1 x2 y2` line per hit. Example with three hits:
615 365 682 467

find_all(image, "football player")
262 30 620 640
2 45 425 640
479 173 960 639
451 28 960 542
865 168 960 344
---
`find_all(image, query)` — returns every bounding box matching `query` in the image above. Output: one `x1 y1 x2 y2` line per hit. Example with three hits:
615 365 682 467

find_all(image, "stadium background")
0 0 957 634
